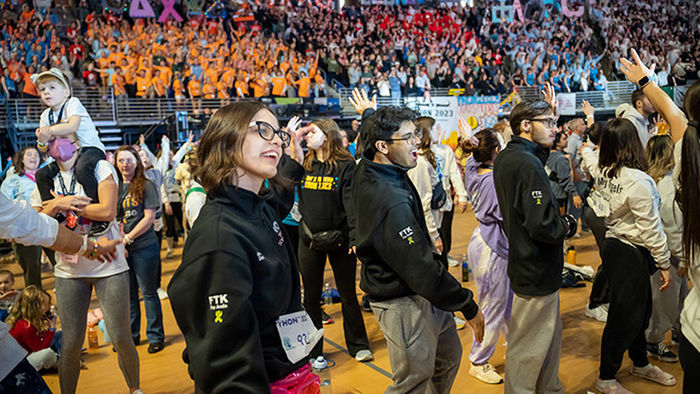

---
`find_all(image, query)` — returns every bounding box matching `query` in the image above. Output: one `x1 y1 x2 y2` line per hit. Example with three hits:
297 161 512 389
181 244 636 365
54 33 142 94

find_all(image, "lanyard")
48 100 67 125
57 171 77 196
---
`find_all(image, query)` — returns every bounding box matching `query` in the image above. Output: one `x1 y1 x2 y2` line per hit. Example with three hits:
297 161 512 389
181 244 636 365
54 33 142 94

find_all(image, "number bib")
275 310 324 364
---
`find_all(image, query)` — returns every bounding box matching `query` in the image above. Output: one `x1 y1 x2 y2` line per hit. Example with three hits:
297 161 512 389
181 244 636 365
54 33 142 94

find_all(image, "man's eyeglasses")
249 121 291 148
529 117 558 128
383 129 423 144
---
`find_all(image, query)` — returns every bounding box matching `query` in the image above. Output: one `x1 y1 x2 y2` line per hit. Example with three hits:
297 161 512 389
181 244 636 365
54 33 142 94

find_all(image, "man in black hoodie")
493 100 577 394
352 106 484 394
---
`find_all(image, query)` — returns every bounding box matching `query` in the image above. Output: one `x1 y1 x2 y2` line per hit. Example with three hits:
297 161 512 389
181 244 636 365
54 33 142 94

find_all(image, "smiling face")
382 120 420 169
37 79 70 110
236 109 283 192
22 148 40 172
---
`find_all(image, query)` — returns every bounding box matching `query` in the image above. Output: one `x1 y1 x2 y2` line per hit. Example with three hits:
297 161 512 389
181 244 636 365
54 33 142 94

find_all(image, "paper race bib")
275 310 324 364
61 253 79 264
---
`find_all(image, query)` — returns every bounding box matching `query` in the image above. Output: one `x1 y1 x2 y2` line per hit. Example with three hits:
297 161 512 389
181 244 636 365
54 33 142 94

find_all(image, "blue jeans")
126 239 164 344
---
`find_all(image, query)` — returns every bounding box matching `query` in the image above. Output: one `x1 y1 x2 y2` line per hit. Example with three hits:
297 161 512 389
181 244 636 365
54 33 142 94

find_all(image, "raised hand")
619 48 653 84
541 82 557 114
285 116 302 134
348 87 377 116
581 99 595 117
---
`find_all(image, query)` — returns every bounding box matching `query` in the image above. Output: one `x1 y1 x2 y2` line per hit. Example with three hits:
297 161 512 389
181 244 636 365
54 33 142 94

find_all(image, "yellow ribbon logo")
214 310 223 323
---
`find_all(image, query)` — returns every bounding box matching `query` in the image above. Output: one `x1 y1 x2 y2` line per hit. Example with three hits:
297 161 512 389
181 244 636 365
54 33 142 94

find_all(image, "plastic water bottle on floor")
312 356 332 393
323 283 333 306
87 324 99 350
461 254 469 282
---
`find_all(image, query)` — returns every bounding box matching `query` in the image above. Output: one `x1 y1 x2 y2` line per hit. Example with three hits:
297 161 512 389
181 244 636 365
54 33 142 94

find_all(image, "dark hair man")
352 105 484 393
494 100 577 394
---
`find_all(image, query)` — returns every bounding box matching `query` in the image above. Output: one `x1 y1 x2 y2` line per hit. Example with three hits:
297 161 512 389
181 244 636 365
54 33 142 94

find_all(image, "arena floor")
3 209 684 393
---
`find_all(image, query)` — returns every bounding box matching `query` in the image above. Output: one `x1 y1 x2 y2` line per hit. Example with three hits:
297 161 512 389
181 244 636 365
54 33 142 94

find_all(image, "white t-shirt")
30 161 128 278
40 97 105 152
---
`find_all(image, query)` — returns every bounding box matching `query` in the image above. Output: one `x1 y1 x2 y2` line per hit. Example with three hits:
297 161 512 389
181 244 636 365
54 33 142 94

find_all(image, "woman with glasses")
297 118 372 362
114 146 166 354
168 102 318 393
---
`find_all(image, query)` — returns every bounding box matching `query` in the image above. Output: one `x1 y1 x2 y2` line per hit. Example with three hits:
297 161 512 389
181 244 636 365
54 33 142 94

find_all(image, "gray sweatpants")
646 264 690 343
370 295 462 394
505 291 564 394
55 271 140 393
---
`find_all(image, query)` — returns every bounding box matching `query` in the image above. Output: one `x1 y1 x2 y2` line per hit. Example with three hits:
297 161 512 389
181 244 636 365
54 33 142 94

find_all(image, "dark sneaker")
361 295 372 312
671 330 680 346
88 221 110 236
321 309 333 325
647 342 678 363
147 342 164 354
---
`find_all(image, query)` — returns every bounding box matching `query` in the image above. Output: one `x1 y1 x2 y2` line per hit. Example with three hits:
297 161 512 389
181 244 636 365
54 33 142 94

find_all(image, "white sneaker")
585 304 608 322
157 288 168 300
469 363 503 384
595 378 634 394
355 349 373 362
454 317 466 330
447 257 460 267
631 364 676 386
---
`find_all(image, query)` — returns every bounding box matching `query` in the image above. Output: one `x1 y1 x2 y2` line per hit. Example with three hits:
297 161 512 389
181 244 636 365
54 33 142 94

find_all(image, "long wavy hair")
645 134 674 183
303 117 353 172
679 79 700 264
414 116 437 169
114 146 148 203
6 285 51 333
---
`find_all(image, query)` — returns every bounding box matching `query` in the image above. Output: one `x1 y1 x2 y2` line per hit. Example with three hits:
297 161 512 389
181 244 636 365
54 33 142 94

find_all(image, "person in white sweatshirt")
619 48 699 394
581 118 675 394
643 134 688 363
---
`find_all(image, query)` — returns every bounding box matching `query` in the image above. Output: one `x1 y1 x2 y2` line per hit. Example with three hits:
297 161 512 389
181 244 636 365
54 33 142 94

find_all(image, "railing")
0 80 640 132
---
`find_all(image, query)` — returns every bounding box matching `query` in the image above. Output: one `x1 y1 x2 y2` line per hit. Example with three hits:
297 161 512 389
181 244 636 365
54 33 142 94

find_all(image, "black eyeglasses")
248 121 291 148
383 129 423 144
529 117 558 128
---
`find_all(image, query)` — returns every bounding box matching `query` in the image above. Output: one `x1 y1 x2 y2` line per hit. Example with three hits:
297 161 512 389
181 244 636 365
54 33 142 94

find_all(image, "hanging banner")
158 0 183 22
405 96 500 150
556 93 577 115
491 0 514 23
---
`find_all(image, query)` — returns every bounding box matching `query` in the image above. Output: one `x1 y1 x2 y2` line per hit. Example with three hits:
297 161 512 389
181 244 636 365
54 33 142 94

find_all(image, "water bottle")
461 254 469 282
323 283 333 306
87 324 99 350
312 356 332 393
566 246 576 265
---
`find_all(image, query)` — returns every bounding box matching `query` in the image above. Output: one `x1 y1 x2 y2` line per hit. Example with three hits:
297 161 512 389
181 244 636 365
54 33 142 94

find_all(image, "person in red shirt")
7 285 61 371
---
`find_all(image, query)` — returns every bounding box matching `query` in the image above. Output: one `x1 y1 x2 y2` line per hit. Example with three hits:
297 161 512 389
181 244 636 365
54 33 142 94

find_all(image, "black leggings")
36 147 105 202
584 206 610 308
679 332 700 394
599 238 651 379
164 202 183 241
439 206 454 256
297 238 369 358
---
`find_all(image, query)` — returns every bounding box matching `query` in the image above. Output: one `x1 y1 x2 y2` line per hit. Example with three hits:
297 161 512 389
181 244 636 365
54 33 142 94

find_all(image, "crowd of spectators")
594 0 699 87
0 0 697 103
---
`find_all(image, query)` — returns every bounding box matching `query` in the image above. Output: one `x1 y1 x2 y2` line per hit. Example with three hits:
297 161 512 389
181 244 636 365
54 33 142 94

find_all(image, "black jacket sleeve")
169 250 269 394
341 161 358 246
267 154 304 220
375 202 479 319
519 163 569 245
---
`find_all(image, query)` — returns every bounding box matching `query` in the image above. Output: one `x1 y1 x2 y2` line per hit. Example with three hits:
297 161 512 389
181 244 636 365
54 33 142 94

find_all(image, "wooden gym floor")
2 209 685 393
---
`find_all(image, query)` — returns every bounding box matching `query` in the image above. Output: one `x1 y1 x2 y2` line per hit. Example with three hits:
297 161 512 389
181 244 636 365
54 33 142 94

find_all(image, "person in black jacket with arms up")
168 101 316 393
493 86 577 394
351 96 484 393
297 117 372 362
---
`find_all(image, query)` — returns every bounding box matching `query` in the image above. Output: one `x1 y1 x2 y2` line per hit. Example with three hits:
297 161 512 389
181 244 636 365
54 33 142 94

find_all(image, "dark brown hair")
114 146 148 203
303 118 353 172
196 101 270 197
509 100 553 135
462 128 500 163
598 118 648 178
13 146 43 177
414 116 437 168
679 79 700 264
